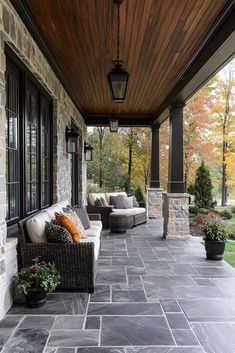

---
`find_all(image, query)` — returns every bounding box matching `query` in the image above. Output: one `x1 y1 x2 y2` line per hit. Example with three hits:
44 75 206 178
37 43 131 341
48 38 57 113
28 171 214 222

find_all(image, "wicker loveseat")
17 202 102 293
87 192 146 228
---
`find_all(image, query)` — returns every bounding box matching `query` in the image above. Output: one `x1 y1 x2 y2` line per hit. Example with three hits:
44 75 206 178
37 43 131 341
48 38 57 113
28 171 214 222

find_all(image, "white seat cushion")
85 225 102 238
26 211 51 243
132 207 146 215
80 238 100 261
90 220 103 227
112 209 135 215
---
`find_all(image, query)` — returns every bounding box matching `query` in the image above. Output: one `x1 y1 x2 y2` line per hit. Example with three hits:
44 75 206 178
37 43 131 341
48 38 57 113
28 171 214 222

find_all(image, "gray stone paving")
1 220 235 352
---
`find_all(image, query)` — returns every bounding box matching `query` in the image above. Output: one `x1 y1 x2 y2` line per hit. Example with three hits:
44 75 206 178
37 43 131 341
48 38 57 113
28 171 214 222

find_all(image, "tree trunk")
98 127 105 188
127 129 133 187
221 85 231 206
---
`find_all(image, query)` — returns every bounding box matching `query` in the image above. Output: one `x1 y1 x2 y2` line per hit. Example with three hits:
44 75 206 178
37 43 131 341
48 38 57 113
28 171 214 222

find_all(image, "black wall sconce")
66 126 79 153
84 142 94 161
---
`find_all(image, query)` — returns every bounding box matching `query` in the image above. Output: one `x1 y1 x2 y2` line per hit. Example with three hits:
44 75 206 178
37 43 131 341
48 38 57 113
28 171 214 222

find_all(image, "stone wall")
163 193 190 239
0 0 87 319
147 188 163 219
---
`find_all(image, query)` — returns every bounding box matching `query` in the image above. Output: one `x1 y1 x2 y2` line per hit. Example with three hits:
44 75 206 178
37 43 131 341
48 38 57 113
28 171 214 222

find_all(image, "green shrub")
220 209 233 220
194 161 213 208
227 224 235 239
134 186 145 202
231 206 235 214
198 208 210 214
189 205 198 216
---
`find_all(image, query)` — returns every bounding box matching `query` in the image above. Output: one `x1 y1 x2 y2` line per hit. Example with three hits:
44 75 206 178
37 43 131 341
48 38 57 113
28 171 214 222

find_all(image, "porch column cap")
163 192 190 198
147 188 163 191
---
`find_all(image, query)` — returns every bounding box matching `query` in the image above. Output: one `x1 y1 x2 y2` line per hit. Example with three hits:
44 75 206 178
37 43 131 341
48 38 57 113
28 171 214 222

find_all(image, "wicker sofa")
87 192 147 228
17 201 102 293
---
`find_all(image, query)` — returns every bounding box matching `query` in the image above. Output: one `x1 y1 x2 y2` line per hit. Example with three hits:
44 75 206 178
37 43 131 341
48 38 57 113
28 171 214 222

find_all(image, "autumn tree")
184 86 213 190
210 61 235 205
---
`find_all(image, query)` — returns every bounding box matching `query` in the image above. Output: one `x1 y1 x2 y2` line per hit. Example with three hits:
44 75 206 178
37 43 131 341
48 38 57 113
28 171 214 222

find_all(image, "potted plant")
15 258 60 307
202 216 228 260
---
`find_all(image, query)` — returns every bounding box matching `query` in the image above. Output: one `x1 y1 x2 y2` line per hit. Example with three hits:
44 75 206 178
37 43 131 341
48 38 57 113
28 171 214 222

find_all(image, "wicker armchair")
86 205 114 228
17 213 101 293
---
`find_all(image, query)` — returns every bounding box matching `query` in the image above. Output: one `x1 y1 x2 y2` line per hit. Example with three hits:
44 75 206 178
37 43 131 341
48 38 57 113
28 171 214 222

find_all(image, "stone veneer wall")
147 188 163 219
0 0 87 319
163 193 190 239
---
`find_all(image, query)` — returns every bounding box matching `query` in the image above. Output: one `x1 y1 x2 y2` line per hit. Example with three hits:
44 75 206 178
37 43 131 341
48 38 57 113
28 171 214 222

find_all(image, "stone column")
163 102 190 238
0 33 18 319
147 188 163 219
163 193 190 239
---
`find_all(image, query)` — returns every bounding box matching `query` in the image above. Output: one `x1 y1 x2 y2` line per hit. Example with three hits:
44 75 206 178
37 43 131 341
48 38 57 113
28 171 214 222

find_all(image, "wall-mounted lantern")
84 142 93 161
66 126 79 153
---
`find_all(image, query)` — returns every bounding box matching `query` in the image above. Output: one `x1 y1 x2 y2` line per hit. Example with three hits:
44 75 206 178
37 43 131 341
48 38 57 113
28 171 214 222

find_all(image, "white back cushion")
89 193 106 206
26 211 51 243
105 192 127 205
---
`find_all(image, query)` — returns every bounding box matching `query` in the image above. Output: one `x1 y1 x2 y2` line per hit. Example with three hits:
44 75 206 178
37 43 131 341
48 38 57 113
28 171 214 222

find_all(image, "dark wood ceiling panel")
25 0 228 117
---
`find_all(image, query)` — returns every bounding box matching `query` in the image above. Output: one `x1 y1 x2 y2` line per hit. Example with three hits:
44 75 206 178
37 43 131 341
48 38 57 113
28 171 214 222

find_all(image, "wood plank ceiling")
25 0 228 119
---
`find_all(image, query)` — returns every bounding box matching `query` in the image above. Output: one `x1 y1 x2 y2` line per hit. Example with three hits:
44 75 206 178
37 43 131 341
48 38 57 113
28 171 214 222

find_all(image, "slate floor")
1 220 235 353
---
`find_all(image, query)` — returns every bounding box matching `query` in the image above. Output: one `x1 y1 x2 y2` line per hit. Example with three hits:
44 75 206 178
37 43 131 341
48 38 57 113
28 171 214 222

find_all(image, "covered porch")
0 0 235 352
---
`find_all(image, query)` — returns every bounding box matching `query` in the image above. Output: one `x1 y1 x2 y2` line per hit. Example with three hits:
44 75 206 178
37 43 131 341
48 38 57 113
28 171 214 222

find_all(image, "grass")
224 241 235 268
230 214 235 225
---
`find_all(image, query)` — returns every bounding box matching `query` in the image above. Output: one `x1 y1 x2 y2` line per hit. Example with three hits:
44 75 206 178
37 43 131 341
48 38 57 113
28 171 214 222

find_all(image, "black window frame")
5 46 53 232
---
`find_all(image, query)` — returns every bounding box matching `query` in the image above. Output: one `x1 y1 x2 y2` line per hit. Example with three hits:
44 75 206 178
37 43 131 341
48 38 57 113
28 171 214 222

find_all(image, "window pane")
8 114 18 149
5 61 20 223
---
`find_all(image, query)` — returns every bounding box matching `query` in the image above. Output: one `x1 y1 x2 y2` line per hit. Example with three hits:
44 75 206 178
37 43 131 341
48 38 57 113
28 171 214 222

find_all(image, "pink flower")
30 266 38 274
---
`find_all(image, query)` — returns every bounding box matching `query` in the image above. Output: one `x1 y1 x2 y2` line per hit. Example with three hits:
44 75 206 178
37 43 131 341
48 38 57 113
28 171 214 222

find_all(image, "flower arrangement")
15 258 60 295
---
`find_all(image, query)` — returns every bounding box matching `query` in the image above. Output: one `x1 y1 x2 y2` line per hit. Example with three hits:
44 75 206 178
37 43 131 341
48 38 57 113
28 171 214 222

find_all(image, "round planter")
25 289 47 308
205 240 225 261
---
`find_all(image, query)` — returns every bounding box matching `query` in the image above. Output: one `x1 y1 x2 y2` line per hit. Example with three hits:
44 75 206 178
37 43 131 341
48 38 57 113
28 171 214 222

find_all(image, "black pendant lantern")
109 117 119 132
108 0 129 103
84 142 94 161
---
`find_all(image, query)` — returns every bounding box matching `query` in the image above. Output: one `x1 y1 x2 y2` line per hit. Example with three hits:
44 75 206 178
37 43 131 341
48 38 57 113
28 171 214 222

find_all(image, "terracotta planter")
205 240 225 261
25 288 47 308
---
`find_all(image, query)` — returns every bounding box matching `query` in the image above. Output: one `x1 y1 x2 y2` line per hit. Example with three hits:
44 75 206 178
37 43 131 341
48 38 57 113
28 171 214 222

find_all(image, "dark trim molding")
10 0 84 118
152 1 235 125
85 115 152 127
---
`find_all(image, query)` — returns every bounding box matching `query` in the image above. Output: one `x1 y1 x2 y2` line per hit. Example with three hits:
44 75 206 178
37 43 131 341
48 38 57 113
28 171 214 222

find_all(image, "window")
71 123 80 207
5 54 52 227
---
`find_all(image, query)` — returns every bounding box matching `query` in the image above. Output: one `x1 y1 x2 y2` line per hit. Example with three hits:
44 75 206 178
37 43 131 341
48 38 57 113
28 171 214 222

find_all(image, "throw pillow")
124 196 134 209
100 197 109 207
45 221 73 244
94 198 102 206
55 212 80 243
62 208 86 239
63 206 91 230
110 195 126 209
74 207 91 230
133 195 139 207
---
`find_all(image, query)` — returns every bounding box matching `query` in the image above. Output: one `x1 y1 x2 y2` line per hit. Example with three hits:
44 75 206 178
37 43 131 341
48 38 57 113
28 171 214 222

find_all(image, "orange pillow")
55 212 80 243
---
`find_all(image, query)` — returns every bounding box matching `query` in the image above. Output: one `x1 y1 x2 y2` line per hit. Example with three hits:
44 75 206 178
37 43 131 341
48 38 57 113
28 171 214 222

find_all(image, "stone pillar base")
0 238 18 320
147 188 163 219
163 193 190 239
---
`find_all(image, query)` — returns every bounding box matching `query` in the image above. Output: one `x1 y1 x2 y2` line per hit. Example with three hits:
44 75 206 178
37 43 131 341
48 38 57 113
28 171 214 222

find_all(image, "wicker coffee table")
109 213 134 233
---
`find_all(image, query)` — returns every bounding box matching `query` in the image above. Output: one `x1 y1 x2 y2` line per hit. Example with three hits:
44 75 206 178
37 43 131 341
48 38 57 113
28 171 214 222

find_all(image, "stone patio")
1 220 235 353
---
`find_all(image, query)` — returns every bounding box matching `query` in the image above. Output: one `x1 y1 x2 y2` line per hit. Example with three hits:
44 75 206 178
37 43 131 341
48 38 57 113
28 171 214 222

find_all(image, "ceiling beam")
85 115 151 127
152 1 235 126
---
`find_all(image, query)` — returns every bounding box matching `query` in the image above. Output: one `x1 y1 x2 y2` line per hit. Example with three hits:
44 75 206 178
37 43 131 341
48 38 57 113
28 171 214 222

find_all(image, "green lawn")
230 214 235 225
224 241 235 268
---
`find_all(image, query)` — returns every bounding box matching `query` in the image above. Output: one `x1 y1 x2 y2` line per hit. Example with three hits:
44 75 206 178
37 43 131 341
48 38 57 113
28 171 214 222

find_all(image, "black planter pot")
25 289 47 308
205 240 225 261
